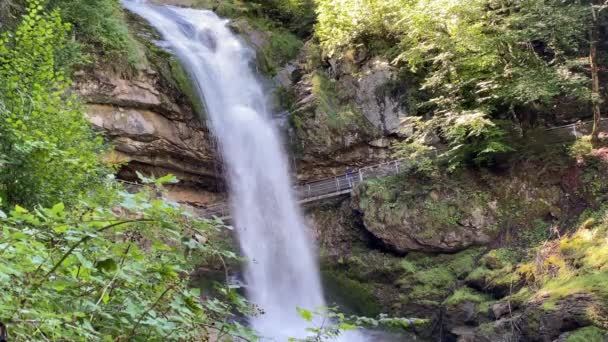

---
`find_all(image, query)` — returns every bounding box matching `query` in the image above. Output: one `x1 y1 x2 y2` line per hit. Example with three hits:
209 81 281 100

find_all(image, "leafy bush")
290 307 426 341
391 140 437 174
570 135 594 159
313 0 595 133
440 111 513 170
0 0 109 208
0 179 255 341
49 0 145 72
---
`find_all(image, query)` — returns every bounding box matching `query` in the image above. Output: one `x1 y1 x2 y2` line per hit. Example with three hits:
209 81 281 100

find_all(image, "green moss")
423 200 462 227
538 273 608 309
168 58 206 117
322 270 382 316
415 267 455 288
398 249 484 304
447 248 484 277
565 326 607 342
481 248 518 270
444 287 491 306
311 71 378 132
259 30 303 75
400 260 417 274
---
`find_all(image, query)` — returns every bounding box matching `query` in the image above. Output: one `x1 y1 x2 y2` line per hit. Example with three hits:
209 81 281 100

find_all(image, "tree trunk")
590 1 602 143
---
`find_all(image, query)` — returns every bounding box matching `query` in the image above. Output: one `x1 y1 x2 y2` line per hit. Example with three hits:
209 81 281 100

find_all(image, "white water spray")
121 2 361 340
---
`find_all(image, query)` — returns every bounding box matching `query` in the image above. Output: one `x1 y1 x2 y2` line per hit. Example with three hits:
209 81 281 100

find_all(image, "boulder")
351 174 498 253
351 167 563 253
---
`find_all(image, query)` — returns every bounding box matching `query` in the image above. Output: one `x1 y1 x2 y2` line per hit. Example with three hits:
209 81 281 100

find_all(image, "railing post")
359 169 363 182
336 177 340 192
307 184 311 198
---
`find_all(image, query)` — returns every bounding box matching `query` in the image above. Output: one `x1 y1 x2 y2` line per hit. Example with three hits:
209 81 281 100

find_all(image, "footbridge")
202 159 409 220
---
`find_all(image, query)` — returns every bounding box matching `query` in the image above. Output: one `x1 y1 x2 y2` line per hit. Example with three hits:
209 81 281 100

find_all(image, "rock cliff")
76 13 224 206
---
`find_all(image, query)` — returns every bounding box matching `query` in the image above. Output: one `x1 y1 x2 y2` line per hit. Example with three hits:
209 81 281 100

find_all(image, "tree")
590 0 607 143
0 0 109 208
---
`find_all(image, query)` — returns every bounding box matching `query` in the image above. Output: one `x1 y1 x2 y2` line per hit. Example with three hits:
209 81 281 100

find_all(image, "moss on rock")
564 326 608 342
321 270 383 316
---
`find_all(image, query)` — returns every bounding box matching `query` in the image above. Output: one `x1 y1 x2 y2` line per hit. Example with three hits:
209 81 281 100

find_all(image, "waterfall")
121 2 358 340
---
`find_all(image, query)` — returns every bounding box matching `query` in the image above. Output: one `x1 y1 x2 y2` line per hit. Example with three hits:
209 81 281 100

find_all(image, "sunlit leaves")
314 0 593 116
0 183 255 341
0 0 110 208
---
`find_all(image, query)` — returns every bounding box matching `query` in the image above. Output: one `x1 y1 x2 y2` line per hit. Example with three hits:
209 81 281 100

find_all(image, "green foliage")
570 135 595 159
0 180 255 341
314 0 401 57
49 0 146 72
0 9 255 339
197 0 316 37
258 26 303 75
315 0 592 114
289 307 427 342
0 0 109 208
391 140 437 174
393 111 512 172
440 112 513 170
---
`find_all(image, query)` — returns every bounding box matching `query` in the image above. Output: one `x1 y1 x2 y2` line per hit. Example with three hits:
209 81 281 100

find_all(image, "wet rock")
446 301 478 329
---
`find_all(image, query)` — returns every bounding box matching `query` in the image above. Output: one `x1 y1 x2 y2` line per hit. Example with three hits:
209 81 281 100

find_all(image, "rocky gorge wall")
76 10 227 207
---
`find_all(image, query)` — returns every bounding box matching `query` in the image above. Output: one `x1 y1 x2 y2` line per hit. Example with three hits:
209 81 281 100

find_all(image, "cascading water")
122 2 364 340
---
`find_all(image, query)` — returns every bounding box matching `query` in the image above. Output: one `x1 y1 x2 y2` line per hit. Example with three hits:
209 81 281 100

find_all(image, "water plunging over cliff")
122 2 341 340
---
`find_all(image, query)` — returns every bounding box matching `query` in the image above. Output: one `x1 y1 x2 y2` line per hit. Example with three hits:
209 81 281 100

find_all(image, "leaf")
155 174 179 185
96 258 118 273
50 203 65 216
136 171 154 184
338 323 357 331
53 224 69 233
296 307 313 322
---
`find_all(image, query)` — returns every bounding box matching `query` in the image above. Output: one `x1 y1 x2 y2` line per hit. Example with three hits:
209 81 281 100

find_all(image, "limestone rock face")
355 58 406 134
289 54 411 179
86 104 218 180
73 8 225 199
76 66 221 195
